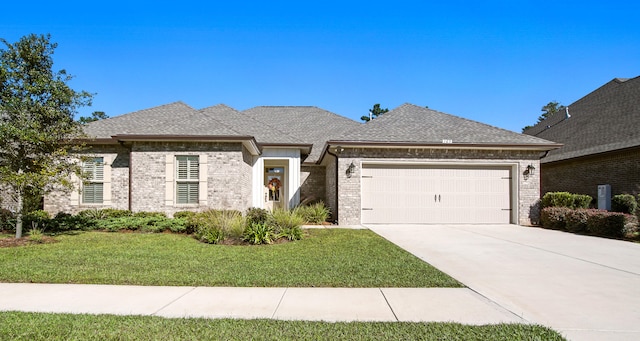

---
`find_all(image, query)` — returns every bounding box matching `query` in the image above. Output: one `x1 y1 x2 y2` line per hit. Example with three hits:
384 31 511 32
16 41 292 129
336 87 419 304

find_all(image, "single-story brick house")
45 103 560 225
523 76 640 199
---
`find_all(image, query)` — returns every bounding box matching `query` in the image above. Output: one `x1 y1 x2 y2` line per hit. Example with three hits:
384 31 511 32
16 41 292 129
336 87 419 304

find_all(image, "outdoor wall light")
523 164 535 179
346 161 356 178
526 164 535 175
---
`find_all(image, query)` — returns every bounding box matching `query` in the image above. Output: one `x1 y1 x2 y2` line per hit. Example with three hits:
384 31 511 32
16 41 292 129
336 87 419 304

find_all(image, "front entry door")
264 167 285 210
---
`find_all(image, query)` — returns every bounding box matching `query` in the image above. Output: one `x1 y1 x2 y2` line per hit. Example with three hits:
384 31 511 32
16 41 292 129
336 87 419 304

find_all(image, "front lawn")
0 229 461 287
0 312 566 341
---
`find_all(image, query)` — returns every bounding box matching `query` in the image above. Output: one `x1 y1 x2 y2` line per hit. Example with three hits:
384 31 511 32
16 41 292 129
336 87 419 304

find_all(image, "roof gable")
523 76 640 162
199 104 300 145
242 106 361 162
84 101 242 138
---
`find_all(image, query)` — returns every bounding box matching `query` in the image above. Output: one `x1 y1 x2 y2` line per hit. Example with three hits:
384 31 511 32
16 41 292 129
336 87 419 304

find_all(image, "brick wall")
333 148 542 226
131 141 252 216
45 142 253 217
300 164 326 204
44 144 130 215
542 147 640 199
0 184 18 212
324 154 337 222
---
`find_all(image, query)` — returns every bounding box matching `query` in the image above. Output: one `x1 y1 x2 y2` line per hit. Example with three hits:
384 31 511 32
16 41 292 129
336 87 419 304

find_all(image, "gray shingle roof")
84 102 242 138
523 77 640 163
199 105 300 145
242 106 361 162
336 103 556 145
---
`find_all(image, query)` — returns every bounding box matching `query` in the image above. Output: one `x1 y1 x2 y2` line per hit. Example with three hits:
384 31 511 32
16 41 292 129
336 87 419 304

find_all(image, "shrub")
245 207 269 226
77 208 132 220
541 192 592 209
23 210 51 231
565 209 591 233
573 194 592 209
173 211 196 220
611 194 637 215
133 211 167 218
269 209 304 241
165 218 188 233
28 227 45 243
243 222 275 245
0 208 15 231
294 202 330 224
50 212 96 231
194 223 225 244
540 207 572 230
92 216 176 233
623 215 639 240
101 209 133 218
586 211 626 238
191 210 245 244
77 208 107 220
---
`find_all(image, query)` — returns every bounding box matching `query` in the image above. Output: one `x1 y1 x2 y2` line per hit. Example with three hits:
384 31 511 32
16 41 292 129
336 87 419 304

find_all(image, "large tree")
361 103 388 122
522 100 561 132
78 111 108 124
0 34 92 238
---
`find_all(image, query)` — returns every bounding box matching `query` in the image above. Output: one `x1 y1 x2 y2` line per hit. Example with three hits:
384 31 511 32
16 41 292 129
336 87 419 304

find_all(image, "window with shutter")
82 157 104 204
176 156 199 204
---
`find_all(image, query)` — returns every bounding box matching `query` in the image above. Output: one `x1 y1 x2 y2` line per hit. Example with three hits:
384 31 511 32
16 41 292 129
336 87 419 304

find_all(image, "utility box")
597 184 611 210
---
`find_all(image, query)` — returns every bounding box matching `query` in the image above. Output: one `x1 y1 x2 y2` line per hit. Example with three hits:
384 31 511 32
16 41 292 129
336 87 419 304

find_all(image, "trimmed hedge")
540 207 572 230
541 192 592 209
611 194 637 215
540 207 631 238
565 209 590 233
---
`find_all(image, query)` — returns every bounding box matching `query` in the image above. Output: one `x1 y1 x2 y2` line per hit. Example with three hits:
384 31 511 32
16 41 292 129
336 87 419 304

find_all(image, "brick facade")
323 154 337 222
542 147 640 199
0 184 18 212
45 142 253 217
300 164 326 204
44 144 130 215
333 148 542 226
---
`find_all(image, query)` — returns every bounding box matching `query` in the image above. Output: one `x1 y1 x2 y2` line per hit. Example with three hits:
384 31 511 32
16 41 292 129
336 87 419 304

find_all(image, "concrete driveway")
367 224 640 341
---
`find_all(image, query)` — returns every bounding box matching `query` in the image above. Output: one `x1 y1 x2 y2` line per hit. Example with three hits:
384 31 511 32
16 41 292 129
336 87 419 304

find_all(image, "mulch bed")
0 236 57 248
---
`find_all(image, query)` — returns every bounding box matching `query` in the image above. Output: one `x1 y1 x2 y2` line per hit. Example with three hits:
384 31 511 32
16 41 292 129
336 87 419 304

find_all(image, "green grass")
0 312 566 341
0 229 461 287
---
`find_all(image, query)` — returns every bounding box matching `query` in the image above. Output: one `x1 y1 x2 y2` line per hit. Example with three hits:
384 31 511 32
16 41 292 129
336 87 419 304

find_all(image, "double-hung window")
83 157 104 204
176 156 199 204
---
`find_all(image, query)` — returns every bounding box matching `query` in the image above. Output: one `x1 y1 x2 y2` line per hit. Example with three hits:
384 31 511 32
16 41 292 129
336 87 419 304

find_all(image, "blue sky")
2 1 638 132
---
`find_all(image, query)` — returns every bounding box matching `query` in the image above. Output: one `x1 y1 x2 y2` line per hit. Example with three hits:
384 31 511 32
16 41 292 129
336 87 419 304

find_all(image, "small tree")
361 103 388 122
0 34 92 238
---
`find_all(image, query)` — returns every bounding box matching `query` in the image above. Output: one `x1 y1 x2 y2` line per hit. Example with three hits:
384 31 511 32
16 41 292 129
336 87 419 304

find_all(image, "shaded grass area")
0 312 566 341
0 229 461 287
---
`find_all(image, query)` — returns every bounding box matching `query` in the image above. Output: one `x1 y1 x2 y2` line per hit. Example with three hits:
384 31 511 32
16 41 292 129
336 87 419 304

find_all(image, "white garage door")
361 164 512 224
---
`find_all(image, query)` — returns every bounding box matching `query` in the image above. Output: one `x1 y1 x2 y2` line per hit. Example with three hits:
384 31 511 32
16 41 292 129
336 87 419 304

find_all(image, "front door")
264 167 285 210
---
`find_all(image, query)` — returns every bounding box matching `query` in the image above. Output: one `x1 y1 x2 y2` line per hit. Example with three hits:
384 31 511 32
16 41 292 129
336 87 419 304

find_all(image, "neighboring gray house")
45 102 559 225
523 76 640 199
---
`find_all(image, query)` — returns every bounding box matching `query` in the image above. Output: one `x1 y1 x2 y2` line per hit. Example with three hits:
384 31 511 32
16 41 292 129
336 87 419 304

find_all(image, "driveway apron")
367 224 640 341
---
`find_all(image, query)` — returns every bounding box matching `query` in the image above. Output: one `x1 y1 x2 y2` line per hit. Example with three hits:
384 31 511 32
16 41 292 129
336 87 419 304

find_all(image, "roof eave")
317 141 563 164
80 135 262 155
260 143 313 155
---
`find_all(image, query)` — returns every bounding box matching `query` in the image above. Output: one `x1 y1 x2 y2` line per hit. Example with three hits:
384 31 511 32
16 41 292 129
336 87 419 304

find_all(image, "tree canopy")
79 111 108 124
522 101 561 132
361 103 388 122
0 33 92 237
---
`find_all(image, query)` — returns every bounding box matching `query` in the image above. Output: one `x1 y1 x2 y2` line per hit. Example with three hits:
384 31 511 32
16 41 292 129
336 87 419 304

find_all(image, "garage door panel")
361 165 511 224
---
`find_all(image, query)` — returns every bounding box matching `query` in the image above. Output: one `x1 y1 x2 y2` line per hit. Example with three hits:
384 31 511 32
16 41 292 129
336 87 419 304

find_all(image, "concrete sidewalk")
0 283 525 324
